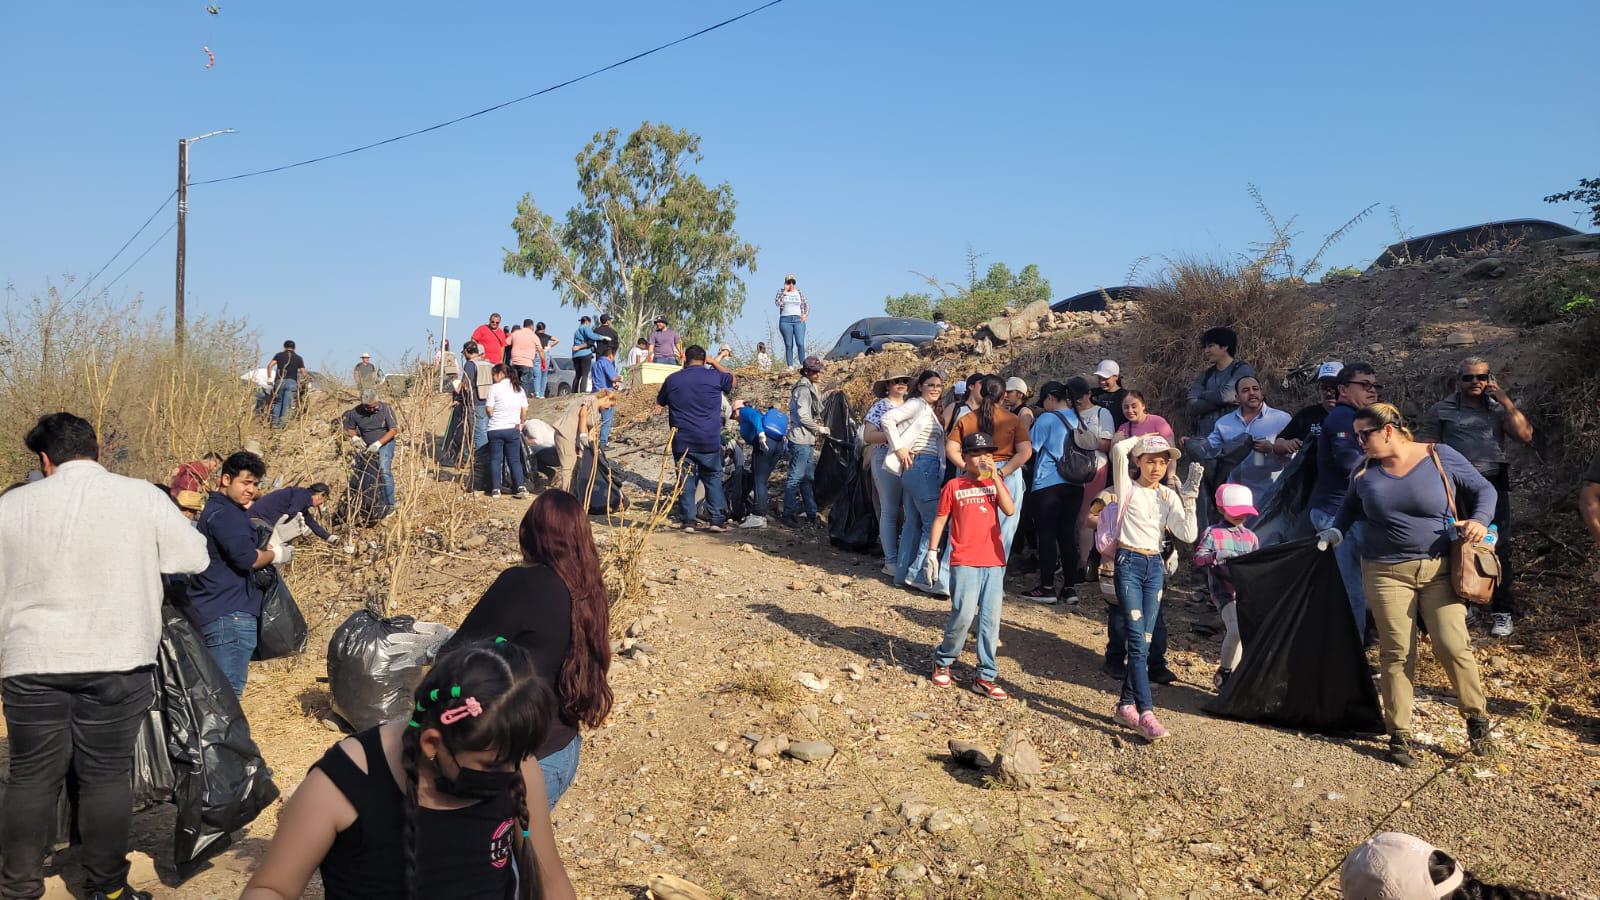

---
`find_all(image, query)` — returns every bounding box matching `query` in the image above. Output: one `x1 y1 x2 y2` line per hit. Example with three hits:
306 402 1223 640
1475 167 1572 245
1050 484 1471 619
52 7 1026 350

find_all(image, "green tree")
502 122 758 347
1545 176 1600 228
883 292 935 319
885 251 1053 328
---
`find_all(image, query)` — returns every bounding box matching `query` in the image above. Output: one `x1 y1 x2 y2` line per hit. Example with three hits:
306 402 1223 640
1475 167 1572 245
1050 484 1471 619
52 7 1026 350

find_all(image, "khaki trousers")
1362 556 1488 735
554 429 577 493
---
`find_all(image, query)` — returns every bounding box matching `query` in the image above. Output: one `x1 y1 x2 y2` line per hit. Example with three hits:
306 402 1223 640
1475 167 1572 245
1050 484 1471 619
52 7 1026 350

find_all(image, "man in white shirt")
0 413 209 900
1184 375 1292 513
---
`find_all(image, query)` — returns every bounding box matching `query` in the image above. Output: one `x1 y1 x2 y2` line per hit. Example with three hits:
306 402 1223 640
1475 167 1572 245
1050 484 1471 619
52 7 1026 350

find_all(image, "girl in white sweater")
1108 433 1202 741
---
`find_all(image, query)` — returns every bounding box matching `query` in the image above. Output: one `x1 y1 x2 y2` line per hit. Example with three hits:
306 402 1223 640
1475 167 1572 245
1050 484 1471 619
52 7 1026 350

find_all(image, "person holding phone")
1414 357 1533 638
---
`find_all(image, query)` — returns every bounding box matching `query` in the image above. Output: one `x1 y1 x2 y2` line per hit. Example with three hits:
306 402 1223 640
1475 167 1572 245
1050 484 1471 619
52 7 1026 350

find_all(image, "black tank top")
312 727 519 899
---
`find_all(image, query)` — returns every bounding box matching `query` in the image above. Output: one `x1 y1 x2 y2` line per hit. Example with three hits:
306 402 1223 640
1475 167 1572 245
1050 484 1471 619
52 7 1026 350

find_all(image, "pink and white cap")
1340 832 1463 899
1215 483 1258 518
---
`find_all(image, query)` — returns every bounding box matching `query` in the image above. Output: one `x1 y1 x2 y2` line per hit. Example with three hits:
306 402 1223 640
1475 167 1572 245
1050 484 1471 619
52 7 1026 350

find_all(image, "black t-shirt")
595 324 620 352
311 728 517 900
1092 387 1129 429
270 350 305 383
443 565 576 758
1279 403 1329 444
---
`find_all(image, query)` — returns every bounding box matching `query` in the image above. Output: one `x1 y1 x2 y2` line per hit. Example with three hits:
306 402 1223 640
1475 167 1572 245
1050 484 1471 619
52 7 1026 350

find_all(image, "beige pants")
1362 557 1488 735
554 429 577 493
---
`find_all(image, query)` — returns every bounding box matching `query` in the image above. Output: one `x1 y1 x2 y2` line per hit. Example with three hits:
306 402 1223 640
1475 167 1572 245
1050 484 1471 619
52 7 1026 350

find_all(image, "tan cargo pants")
1362 556 1488 736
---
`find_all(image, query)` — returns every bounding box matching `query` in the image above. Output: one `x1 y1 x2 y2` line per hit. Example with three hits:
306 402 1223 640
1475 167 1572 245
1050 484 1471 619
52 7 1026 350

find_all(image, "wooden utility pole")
175 138 188 350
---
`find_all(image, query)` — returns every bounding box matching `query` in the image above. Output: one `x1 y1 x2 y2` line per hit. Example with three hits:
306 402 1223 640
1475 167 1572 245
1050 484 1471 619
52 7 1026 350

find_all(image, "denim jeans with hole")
201 611 258 697
778 316 806 368
933 565 1004 681
897 454 943 585
538 734 582 810
784 443 818 518
1114 548 1164 712
678 449 726 526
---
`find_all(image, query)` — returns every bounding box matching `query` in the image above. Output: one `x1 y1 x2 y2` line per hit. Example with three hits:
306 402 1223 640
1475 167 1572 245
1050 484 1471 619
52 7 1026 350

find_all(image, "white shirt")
880 398 946 457
522 418 557 449
778 288 806 318
626 346 648 367
485 379 528 430
244 367 272 389
1076 403 1115 469
1108 436 1198 551
757 351 772 369
0 460 210 677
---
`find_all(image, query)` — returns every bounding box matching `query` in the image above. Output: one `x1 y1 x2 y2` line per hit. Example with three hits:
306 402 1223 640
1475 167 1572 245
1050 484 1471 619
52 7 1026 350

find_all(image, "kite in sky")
203 45 214 68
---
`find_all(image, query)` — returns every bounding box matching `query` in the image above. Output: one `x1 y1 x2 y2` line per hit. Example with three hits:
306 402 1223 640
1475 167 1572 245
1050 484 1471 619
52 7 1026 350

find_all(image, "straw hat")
872 369 915 398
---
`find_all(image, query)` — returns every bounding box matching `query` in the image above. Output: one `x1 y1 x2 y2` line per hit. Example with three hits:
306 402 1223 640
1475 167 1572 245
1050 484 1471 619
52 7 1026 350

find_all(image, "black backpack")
1049 410 1099 484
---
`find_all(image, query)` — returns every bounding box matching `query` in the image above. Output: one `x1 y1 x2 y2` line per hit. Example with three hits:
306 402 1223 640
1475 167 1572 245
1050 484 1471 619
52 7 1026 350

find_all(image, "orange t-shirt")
950 408 1023 462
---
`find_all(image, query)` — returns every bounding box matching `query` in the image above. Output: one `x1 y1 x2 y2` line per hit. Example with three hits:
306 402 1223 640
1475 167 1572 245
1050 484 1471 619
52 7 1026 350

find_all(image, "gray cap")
360 388 379 405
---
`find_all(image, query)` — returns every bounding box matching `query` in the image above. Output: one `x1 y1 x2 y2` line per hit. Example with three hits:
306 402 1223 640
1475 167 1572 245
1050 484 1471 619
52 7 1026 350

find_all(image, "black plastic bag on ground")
1201 540 1384 736
157 604 279 869
345 452 393 525
1249 443 1319 548
828 456 879 554
812 390 858 510
573 446 627 515
695 445 748 524
328 611 455 732
253 566 307 660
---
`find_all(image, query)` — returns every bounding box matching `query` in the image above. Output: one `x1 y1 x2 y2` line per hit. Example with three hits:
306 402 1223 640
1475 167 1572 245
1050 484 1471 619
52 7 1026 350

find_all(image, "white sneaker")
1490 613 1513 637
738 515 767 529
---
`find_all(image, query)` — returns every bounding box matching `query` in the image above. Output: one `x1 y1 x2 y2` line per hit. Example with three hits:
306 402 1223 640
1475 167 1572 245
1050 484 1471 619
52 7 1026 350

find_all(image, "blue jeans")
532 363 548 399
486 429 525 493
779 315 806 367
750 441 780 516
538 734 581 810
897 454 943 586
997 467 1025 558
677 449 726 526
515 365 536 395
933 565 1004 681
378 440 396 505
871 447 903 565
472 401 489 451
201 611 258 697
1114 548 1164 713
599 406 614 448
783 442 818 518
1311 508 1367 637
270 378 297 426
1106 593 1169 672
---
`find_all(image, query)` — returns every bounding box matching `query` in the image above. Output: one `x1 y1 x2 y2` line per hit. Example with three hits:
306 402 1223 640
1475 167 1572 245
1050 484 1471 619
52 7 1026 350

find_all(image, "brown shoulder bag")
1429 444 1500 605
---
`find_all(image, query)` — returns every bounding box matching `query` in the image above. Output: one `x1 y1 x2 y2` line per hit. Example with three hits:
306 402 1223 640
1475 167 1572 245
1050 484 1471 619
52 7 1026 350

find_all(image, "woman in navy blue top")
1321 402 1495 768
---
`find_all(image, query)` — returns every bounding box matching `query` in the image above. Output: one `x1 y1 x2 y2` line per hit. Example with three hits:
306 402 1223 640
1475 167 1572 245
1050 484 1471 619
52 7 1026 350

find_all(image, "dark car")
1050 285 1145 313
1367 218 1580 270
825 317 942 360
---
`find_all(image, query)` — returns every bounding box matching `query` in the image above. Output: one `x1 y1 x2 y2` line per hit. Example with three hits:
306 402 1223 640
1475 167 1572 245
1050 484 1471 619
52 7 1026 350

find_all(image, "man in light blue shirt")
1184 375 1291 519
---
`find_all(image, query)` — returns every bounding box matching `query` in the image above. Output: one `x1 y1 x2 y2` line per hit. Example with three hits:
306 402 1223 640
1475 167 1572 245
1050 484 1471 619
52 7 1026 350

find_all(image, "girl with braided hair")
242 641 576 899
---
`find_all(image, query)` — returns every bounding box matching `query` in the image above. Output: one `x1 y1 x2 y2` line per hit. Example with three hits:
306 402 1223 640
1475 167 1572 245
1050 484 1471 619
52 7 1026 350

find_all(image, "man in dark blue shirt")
656 345 736 532
190 451 289 696
249 483 333 543
1308 362 1380 640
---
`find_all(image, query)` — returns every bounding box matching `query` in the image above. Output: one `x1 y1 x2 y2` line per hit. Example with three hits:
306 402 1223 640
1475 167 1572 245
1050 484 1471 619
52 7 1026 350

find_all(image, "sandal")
931 665 952 687
971 678 1009 700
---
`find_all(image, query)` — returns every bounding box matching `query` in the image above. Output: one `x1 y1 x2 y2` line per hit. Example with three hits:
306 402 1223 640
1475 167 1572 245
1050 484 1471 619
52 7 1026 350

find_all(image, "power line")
95 221 178 299
192 0 786 186
66 190 177 301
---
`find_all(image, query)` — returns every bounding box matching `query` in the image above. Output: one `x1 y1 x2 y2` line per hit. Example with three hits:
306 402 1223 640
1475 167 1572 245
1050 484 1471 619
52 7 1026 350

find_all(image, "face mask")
432 747 518 801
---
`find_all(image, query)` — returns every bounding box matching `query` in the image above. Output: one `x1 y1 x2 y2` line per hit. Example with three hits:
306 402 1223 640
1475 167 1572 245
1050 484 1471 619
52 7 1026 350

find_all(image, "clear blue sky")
4 0 1596 372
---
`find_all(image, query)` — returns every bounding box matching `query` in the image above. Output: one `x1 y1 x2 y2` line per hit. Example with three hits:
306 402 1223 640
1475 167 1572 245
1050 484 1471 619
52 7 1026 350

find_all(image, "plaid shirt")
1193 524 1259 605
775 287 808 319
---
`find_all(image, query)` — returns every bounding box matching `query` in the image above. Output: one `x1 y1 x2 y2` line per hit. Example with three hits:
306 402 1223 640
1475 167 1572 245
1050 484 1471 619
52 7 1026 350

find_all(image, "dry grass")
597 434 683 638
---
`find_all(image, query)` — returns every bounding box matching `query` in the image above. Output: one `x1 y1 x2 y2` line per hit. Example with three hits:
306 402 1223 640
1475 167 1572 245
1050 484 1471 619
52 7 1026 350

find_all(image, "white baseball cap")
1316 360 1344 381
1340 833 1463 899
1094 359 1120 379
1004 376 1029 394
1215 483 1258 518
1131 433 1180 461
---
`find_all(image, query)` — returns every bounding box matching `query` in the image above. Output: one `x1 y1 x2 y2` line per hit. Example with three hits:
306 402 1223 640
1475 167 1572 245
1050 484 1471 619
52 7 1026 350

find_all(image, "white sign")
428 276 461 318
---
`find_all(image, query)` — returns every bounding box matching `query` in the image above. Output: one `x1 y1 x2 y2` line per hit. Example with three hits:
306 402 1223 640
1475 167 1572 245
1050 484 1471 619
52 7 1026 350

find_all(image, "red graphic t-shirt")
937 475 1006 568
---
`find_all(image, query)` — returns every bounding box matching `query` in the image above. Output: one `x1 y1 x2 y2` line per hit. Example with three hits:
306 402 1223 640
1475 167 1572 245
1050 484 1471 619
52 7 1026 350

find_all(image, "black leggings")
573 356 593 393
1031 482 1084 590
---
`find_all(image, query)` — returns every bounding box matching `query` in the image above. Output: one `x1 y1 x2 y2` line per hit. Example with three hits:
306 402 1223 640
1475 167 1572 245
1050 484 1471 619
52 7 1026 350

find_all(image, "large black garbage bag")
813 390 858 509
574 446 628 515
695 445 749 524
345 452 393 525
1202 540 1384 735
131 705 176 812
1248 443 1319 548
829 457 879 554
328 611 455 732
157 605 280 869
253 566 308 660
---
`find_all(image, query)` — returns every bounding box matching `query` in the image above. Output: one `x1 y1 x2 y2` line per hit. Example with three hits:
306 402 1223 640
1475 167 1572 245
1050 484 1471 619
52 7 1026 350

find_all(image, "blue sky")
3 0 1597 372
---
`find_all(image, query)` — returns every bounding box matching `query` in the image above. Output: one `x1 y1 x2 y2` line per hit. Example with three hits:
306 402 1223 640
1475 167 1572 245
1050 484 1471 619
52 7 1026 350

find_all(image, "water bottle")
1483 524 1499 549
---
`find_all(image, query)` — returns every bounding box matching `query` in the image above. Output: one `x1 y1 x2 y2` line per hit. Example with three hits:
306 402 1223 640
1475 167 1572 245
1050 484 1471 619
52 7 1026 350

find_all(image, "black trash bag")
696 444 749 524
345 452 393 525
1202 540 1384 736
1249 442 1319 548
328 611 455 732
828 456 879 554
157 604 280 869
131 704 176 812
253 566 308 661
812 390 858 510
573 446 627 515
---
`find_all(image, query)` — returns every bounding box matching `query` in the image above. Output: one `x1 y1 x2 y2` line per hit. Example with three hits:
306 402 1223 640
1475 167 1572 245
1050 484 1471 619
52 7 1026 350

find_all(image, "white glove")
921 552 940 587
325 534 338 544
576 433 593 450
349 435 365 449
366 440 383 454
1177 462 1204 503
816 425 831 437
757 434 769 451
272 544 295 566
1315 528 1343 551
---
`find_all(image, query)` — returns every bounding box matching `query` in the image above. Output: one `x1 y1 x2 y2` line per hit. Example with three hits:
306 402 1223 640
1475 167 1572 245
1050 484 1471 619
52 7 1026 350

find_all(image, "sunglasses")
892 378 912 385
1354 425 1385 445
1344 379 1382 391
1460 373 1491 382
785 279 796 285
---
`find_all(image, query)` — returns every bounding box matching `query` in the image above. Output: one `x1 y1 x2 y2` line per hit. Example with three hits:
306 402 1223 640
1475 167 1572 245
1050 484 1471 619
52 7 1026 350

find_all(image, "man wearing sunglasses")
1308 362 1382 641
1415 358 1534 637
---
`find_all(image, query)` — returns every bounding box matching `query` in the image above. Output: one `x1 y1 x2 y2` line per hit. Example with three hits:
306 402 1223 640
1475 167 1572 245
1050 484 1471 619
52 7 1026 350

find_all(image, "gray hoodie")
789 377 824 445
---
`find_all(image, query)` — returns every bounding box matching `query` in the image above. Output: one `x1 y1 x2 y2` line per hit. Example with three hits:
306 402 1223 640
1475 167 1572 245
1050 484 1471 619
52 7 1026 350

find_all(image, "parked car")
1367 218 1580 270
825 317 942 360
1050 285 1145 313
545 356 576 396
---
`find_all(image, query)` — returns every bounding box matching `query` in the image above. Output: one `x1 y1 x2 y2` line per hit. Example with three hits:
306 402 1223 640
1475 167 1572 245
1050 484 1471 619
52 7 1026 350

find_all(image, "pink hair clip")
439 697 483 725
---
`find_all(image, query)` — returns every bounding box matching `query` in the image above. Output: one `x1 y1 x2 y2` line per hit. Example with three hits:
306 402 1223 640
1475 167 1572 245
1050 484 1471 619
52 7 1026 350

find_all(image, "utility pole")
174 129 236 353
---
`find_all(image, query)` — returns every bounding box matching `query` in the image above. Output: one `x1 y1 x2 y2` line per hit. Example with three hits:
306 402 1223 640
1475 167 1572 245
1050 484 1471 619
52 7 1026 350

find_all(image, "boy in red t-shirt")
927 431 1016 699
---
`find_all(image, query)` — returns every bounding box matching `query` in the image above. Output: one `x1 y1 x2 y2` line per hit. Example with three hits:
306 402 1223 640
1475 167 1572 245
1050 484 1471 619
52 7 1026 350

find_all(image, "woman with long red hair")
442 489 612 808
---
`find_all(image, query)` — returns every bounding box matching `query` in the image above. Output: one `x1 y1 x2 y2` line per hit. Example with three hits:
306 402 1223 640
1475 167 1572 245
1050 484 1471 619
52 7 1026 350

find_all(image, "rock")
320 718 343 733
948 739 995 769
1453 297 1473 309
784 740 835 762
752 734 788 758
899 799 936 822
793 672 831 693
751 757 774 772
1367 343 1384 354
890 862 927 884
797 704 820 727
994 729 1043 790
459 534 488 550
843 661 866 680
1462 257 1506 279
1187 842 1228 860
880 341 916 352
711 741 729 755
1324 791 1345 801
1445 331 1477 347
1091 312 1110 327
789 579 810 592
924 808 963 834
646 873 717 900
614 813 634 826
626 615 660 638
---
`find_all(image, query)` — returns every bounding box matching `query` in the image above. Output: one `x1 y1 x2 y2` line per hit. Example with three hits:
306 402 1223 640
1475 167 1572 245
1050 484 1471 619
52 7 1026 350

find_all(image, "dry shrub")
0 287 261 484
599 437 683 637
1122 257 1316 428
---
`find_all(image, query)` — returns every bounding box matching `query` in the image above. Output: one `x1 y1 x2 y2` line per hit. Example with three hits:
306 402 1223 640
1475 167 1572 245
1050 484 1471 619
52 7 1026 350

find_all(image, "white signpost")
429 276 461 390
